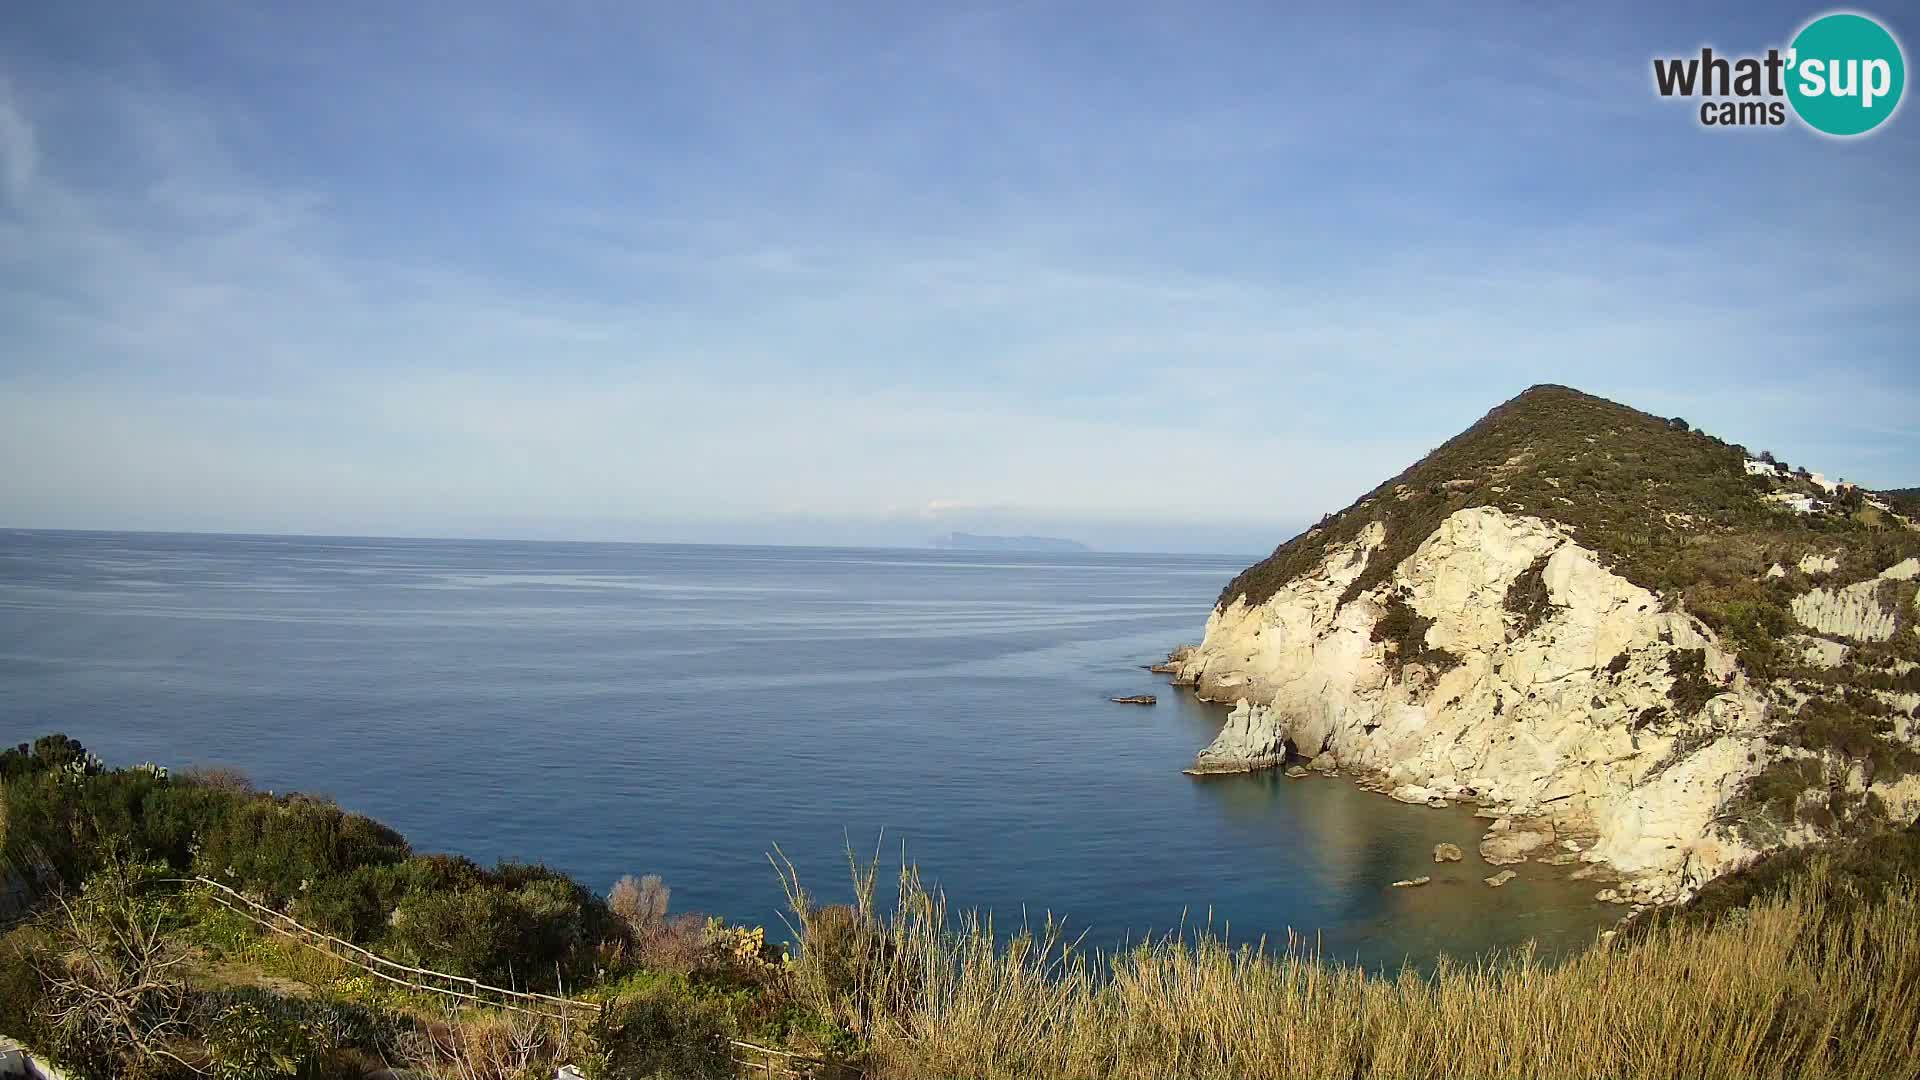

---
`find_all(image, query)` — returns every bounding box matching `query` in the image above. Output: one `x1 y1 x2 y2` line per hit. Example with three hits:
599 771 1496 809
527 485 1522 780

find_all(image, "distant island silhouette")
931 531 1090 552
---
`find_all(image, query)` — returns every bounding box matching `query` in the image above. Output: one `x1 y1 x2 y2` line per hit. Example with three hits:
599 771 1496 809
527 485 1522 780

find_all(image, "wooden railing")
727 1038 840 1080
183 877 602 1023
178 877 849 1077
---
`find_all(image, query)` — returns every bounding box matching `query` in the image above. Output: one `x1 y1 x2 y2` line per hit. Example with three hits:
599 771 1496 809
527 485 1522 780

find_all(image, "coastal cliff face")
1170 387 1920 903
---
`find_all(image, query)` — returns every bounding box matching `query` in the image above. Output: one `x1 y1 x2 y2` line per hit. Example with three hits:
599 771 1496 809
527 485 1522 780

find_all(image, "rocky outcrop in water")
1185 699 1287 774
1480 822 1552 866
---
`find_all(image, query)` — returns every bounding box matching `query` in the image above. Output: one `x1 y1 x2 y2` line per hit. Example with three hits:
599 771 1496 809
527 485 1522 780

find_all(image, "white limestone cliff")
1170 507 1777 900
1186 699 1287 774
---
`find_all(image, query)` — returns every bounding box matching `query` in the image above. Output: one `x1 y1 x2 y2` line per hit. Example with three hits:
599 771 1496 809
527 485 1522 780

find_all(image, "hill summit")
1168 385 1920 906
1228 384 1906 612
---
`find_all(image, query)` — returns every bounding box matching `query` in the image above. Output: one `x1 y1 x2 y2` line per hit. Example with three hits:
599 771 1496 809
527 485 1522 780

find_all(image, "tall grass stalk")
779 847 1920 1080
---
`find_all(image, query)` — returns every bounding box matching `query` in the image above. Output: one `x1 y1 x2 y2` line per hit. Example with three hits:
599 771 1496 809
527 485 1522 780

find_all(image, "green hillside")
1220 385 1920 675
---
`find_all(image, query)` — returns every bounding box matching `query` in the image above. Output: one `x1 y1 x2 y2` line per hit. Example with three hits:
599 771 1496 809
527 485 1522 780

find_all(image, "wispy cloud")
0 2 1916 549
0 80 36 201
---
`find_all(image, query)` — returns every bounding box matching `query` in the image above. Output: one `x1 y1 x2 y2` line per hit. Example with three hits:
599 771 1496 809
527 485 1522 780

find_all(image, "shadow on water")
1178 731 1619 970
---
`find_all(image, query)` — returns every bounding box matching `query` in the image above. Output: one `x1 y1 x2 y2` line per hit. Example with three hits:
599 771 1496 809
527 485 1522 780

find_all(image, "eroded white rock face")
1790 558 1919 642
1798 553 1840 575
1796 636 1851 669
1174 507 1772 897
1187 699 1287 774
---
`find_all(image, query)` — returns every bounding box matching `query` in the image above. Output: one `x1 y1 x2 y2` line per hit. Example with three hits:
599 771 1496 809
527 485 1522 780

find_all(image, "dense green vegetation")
0 735 815 1080
1370 589 1459 676
1501 554 1554 640
1664 649 1719 716
0 735 611 991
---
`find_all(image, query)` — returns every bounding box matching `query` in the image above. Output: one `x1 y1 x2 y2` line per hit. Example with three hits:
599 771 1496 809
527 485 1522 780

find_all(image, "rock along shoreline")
1163 647 1656 907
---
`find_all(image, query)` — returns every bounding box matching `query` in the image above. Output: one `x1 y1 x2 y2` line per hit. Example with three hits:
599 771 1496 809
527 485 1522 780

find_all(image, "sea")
0 529 1618 969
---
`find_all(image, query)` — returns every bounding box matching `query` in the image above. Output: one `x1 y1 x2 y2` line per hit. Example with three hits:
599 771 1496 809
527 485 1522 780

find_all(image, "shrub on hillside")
1739 757 1827 827
1503 554 1554 639
608 874 726 974
179 765 255 794
192 794 410 905
1 734 103 779
190 987 407 1071
639 914 714 974
1371 589 1460 677
0 761 179 892
202 1000 319 1080
0 926 54 1049
34 862 197 1080
610 874 671 939
591 983 736 1080
386 865 605 990
389 884 534 986
1775 692 1920 782
1666 649 1720 715
1701 587 1795 680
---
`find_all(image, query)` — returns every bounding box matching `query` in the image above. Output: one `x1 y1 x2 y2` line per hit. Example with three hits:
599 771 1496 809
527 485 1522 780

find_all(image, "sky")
2 1 1916 554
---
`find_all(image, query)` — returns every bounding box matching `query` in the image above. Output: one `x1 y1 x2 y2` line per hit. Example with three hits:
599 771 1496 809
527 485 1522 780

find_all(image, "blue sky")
2 1 1916 553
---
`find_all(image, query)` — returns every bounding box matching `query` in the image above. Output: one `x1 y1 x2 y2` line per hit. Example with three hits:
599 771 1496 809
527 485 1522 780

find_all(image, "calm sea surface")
0 530 1617 968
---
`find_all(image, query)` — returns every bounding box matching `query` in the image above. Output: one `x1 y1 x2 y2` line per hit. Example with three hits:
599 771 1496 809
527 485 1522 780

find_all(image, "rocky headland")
1164 386 1920 906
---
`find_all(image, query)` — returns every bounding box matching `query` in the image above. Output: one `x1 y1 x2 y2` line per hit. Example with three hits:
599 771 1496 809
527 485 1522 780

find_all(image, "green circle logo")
1787 12 1906 136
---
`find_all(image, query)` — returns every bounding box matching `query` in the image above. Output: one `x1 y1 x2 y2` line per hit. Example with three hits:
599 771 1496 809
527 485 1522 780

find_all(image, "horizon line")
0 524 1265 561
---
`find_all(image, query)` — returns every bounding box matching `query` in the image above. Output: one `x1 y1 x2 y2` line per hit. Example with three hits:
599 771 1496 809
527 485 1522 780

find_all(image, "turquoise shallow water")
0 529 1618 969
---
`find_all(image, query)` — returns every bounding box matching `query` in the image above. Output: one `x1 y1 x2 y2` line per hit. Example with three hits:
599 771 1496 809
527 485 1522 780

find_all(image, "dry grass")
398 1005 591 1080
779 849 1920 1080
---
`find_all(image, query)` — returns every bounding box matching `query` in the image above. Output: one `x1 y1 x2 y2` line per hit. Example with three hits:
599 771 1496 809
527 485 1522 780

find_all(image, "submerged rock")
1434 843 1463 863
1484 870 1517 887
1110 694 1157 705
1391 876 1431 888
1480 828 1552 866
